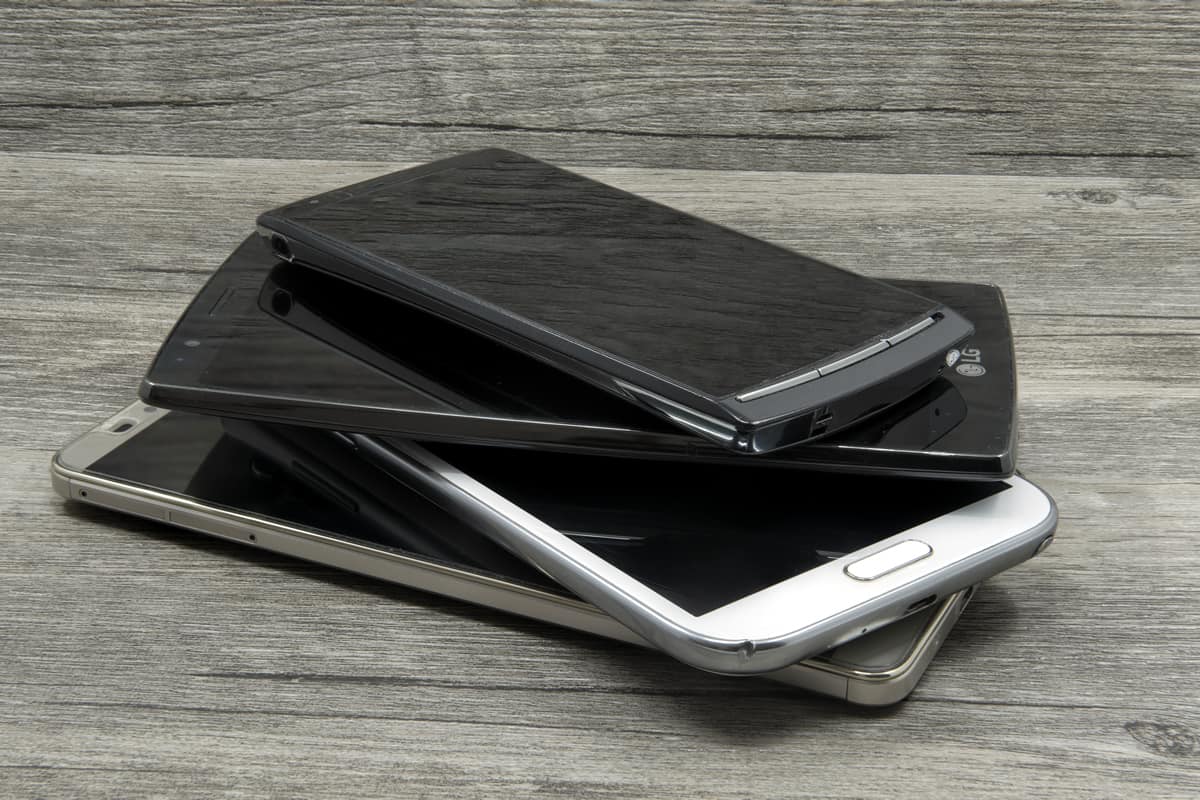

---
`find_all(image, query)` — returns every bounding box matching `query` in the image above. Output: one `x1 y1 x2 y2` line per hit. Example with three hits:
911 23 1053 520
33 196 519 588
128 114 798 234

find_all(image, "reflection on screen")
417 444 1008 614
87 413 1007 616
87 413 558 594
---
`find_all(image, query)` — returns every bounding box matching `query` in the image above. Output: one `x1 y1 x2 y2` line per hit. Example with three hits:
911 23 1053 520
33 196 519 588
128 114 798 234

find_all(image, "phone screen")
419 442 1007 615
84 412 1007 618
275 151 937 395
84 412 557 593
148 238 674 430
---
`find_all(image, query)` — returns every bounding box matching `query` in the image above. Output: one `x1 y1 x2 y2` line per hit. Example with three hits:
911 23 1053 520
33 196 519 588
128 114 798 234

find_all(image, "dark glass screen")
148 238 671 429
420 443 1003 614
399 443 1008 615
276 150 936 395
87 413 559 594
86 412 1007 616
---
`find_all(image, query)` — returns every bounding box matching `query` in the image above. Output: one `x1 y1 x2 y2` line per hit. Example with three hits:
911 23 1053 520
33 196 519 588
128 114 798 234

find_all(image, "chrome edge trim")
885 315 936 347
817 339 890 377
734 369 820 403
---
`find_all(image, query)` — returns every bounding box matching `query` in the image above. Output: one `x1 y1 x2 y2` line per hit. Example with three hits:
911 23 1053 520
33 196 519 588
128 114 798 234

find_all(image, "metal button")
817 340 890 377
735 369 820 402
885 316 936 346
845 540 933 581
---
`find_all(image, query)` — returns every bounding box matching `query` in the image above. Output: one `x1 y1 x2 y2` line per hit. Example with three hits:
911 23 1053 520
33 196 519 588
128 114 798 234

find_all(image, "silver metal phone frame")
367 439 1055 676
52 402 976 705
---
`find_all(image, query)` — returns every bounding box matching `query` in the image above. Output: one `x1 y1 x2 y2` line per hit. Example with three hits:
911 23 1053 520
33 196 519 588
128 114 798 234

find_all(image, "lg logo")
955 347 987 377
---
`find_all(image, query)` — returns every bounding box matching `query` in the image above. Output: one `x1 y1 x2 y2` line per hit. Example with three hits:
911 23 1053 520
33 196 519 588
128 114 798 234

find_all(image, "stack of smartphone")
53 149 1056 704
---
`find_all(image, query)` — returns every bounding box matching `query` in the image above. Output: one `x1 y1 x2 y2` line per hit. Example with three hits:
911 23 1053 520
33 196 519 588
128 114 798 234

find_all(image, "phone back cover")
256 149 971 452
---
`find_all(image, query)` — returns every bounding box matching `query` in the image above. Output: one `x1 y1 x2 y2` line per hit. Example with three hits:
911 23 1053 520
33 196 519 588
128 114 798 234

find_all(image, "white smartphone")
345 436 1056 675
52 402 979 705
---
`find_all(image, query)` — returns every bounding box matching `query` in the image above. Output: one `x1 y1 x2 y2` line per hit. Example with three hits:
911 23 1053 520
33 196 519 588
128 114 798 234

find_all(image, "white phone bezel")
360 437 1054 675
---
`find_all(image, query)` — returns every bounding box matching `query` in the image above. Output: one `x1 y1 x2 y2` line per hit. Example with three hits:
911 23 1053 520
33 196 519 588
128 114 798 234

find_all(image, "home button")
845 540 933 581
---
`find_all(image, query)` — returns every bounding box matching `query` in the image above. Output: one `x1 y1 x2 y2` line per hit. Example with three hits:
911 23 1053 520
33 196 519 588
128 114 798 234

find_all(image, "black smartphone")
256 148 973 453
141 236 1015 480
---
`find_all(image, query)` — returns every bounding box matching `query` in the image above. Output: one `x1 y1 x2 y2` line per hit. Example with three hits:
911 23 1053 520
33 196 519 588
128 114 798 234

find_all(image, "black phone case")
256 148 972 453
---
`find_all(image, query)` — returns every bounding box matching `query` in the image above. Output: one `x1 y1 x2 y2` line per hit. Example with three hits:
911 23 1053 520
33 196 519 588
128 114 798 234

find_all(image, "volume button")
817 340 889 377
885 316 936 346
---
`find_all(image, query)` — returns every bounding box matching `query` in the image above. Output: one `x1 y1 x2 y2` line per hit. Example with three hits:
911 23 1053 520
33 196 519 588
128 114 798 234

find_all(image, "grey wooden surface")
2 3 1198 798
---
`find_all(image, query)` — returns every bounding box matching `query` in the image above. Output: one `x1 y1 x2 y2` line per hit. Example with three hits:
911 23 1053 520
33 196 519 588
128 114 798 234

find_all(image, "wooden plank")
0 2 1196 177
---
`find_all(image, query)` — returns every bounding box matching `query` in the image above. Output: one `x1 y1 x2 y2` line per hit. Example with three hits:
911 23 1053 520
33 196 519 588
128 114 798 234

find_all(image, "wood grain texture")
3 153 1198 800
0 2 1197 177
2 2 1200 797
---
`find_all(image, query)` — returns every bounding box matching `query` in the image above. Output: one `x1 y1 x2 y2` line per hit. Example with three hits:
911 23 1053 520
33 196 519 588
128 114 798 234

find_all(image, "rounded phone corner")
843 672 923 707
994 450 1017 479
49 455 74 499
136 377 159 405
51 436 101 480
